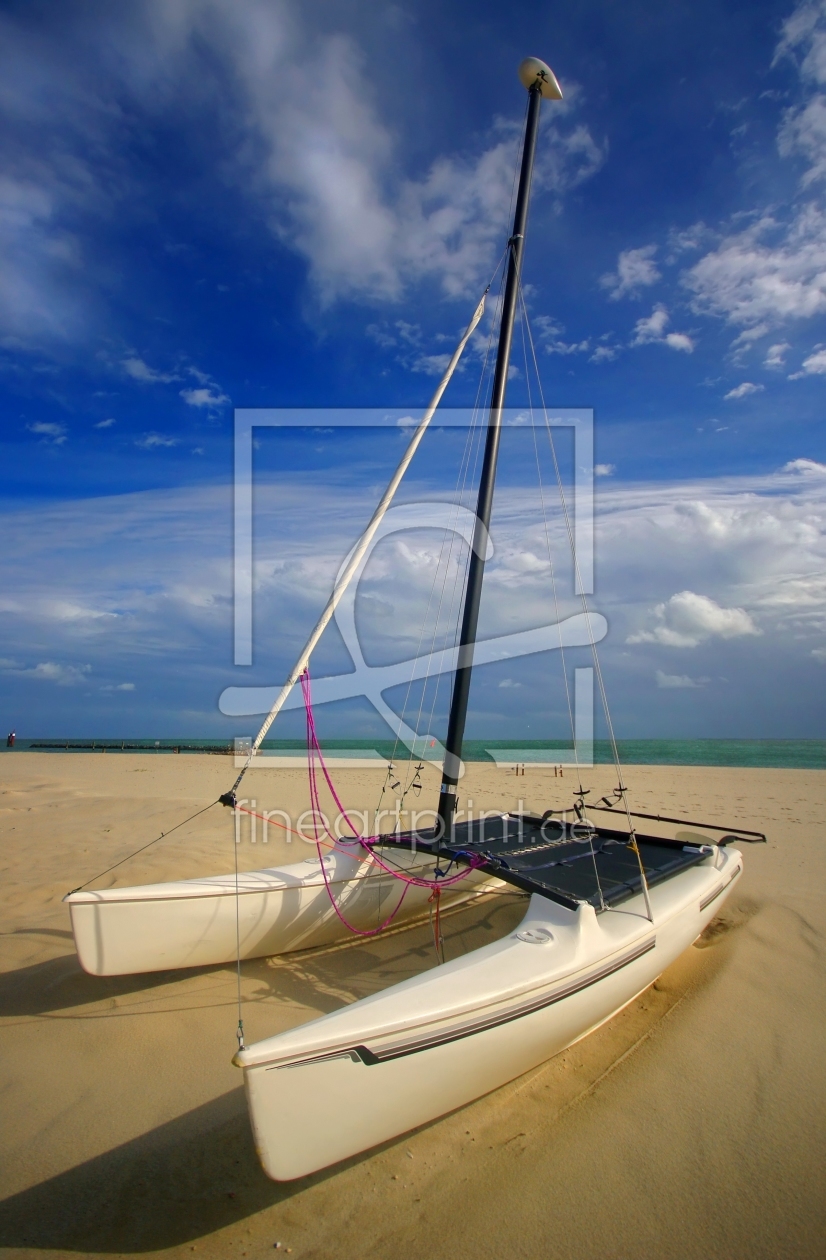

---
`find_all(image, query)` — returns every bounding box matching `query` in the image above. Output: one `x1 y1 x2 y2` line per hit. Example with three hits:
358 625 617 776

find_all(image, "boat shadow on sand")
254 889 530 1013
0 943 220 1018
0 1085 340 1253
0 890 527 1018
0 895 759 1253
0 896 529 1253
0 1079 485 1254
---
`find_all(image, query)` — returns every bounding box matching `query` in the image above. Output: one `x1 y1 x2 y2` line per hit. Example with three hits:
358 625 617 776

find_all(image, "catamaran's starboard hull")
235 845 742 1180
64 849 497 976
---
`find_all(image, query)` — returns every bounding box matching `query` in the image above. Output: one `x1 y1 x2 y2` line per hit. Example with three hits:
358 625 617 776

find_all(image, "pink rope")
298 670 482 937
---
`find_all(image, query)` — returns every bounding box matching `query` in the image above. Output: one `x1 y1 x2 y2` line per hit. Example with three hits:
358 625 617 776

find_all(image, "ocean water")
5 737 825 769
474 738 826 770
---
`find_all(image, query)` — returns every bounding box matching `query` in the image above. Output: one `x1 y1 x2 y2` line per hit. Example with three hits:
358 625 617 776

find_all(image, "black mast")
437 62 559 834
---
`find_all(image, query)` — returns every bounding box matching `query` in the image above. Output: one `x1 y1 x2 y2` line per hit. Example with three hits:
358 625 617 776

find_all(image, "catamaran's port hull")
64 851 499 975
236 846 742 1180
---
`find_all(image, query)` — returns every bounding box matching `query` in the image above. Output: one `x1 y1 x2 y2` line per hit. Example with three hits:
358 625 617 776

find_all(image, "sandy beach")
0 751 824 1259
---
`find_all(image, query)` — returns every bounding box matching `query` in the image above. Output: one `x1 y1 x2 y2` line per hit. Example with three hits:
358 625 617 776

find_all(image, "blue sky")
1 0 825 740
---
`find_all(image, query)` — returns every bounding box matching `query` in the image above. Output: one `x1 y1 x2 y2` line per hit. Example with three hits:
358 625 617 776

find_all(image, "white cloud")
361 318 458 375
409 353 451 377
0 4 606 348
51 600 113 621
789 345 826 375
667 223 709 257
724 381 764 399
813 647 826 662
600 246 660 300
211 15 604 304
180 386 229 408
135 432 178 449
684 205 826 329
0 174 90 348
533 318 591 357
731 323 771 353
27 420 67 445
121 356 178 384
179 364 229 406
680 9 826 337
101 681 135 691
632 305 669 342
655 670 709 689
486 548 549 582
594 464 615 477
773 0 826 76
0 595 115 621
778 93 826 185
628 591 761 648
664 332 695 352
589 344 617 363
1 463 825 730
764 341 791 367
365 323 398 349
498 677 522 688
631 304 694 351
2 660 92 686
782 457 826 473
774 0 826 186
95 417 116 428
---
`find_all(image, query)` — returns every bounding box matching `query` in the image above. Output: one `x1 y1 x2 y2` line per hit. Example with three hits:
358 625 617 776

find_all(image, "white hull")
235 845 743 1180
65 847 496 976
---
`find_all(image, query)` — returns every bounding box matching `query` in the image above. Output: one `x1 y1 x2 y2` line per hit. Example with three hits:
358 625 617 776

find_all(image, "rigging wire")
396 383 483 793
419 318 493 781
422 111 530 812
408 239 514 810
410 264 505 798
373 104 527 823
371 386 481 820
66 798 220 894
234 814 245 1052
400 257 505 779
372 246 509 824
518 289 605 911
518 284 653 920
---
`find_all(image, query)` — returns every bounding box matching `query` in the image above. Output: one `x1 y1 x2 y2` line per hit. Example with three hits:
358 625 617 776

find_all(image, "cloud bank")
0 458 824 735
0 0 604 354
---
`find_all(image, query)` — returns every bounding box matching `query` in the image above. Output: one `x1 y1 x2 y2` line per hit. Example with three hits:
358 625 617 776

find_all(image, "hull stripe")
699 864 741 912
273 935 656 1071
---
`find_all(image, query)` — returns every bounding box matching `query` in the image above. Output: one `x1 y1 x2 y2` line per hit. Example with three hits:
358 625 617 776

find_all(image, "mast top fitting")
518 57 563 100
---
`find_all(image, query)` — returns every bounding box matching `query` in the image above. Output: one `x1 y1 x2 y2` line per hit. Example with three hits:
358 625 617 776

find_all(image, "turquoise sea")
5 737 825 769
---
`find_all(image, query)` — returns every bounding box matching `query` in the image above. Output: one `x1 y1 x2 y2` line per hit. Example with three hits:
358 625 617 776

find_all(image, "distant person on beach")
6 731 15 747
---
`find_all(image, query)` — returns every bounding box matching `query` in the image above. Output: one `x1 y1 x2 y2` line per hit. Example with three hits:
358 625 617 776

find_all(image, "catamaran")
66 56 763 1180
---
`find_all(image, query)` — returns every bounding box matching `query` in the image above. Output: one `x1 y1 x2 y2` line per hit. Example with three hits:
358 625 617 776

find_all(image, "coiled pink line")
299 671 482 937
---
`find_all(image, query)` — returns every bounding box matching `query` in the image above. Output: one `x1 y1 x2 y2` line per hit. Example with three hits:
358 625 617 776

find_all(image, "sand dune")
0 753 824 1258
